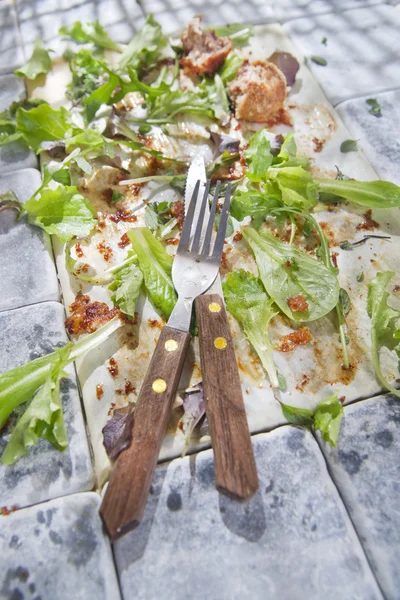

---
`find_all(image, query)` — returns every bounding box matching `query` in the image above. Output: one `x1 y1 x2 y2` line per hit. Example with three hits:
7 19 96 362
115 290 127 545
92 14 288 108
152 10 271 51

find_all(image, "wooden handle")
195 293 259 501
100 325 191 541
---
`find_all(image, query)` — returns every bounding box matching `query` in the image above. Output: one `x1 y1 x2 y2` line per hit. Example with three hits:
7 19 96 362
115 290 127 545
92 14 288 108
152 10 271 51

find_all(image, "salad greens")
15 104 76 152
128 227 177 319
0 318 122 462
15 37 52 80
367 272 400 398
59 20 122 53
108 263 143 319
280 395 343 447
242 226 340 322
223 270 279 388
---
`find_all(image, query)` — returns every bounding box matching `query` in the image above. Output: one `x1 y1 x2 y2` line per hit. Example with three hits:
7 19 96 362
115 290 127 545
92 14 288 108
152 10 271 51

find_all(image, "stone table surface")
1 0 400 598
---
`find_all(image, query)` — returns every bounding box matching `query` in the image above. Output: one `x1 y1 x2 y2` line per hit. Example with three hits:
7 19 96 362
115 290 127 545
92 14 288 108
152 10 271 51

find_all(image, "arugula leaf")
16 104 74 152
220 53 243 83
212 24 254 47
128 227 177 318
311 56 327 66
1 346 71 465
65 48 108 104
269 166 319 211
313 396 344 446
23 184 96 241
119 14 166 71
340 139 358 153
84 71 120 122
223 269 279 388
366 98 382 117
242 226 340 322
367 271 400 398
230 186 281 227
15 37 52 80
108 263 143 318
316 178 400 209
200 74 229 122
59 21 121 52
0 318 122 432
150 88 213 121
280 395 343 447
244 129 273 182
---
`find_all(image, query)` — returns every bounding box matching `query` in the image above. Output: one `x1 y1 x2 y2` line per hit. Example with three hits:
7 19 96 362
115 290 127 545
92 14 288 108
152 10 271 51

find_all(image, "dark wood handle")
100 325 191 541
195 293 259 501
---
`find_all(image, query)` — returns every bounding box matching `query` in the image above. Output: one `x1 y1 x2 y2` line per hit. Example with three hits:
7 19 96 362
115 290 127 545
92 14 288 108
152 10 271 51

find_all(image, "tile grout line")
333 83 400 108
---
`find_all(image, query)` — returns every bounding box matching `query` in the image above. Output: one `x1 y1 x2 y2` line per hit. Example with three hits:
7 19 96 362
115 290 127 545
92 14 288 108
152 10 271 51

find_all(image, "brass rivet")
152 378 167 393
165 339 178 352
209 302 221 313
214 337 227 350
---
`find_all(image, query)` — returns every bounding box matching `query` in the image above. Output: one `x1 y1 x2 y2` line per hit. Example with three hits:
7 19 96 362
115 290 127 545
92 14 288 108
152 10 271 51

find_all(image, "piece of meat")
180 16 233 76
229 60 287 123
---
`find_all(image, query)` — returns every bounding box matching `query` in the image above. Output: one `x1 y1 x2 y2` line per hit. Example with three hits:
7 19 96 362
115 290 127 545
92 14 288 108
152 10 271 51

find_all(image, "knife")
185 156 259 501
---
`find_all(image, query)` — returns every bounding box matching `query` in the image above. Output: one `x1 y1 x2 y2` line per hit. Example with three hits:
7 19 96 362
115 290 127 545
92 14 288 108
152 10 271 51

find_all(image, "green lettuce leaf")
128 227 177 318
15 37 52 80
84 70 120 121
0 317 122 435
316 178 400 209
119 14 166 71
1 346 71 465
0 99 46 147
223 269 279 388
108 263 143 318
367 271 400 397
65 48 108 104
269 166 319 211
212 23 254 47
242 226 340 321
244 129 273 182
15 104 74 152
280 395 343 446
23 184 96 241
59 20 121 52
220 53 243 83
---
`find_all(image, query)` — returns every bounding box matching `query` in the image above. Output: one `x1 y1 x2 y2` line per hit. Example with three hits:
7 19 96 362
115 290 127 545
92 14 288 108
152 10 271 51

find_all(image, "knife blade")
184 156 224 298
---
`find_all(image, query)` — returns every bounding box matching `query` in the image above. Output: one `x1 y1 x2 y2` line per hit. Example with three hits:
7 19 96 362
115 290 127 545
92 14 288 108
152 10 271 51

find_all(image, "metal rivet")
209 302 221 313
214 337 227 350
165 339 178 352
152 379 167 393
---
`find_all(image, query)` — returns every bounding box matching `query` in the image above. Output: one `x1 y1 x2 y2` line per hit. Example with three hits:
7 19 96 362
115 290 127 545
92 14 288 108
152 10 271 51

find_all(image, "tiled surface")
337 89 400 185
0 302 94 510
0 492 121 600
0 1 24 74
317 396 400 600
16 0 146 57
114 427 382 600
0 74 38 173
284 4 400 105
0 169 59 312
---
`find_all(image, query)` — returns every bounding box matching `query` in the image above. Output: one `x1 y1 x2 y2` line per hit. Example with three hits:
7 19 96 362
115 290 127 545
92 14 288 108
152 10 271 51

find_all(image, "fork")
100 179 232 541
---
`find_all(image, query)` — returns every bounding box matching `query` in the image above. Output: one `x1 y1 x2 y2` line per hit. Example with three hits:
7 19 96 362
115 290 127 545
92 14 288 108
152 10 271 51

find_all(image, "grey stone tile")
0 169 59 311
0 302 94 510
284 4 400 105
275 0 390 21
141 0 276 33
317 396 400 600
0 1 24 74
17 0 146 57
0 492 121 599
336 89 400 185
0 74 38 173
114 427 382 600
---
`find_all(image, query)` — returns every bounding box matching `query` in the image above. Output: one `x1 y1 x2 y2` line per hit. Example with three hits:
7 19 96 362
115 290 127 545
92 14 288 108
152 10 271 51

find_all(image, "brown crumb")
109 211 138 224
65 294 120 335
170 201 185 228
75 242 84 258
97 240 113 262
312 137 324 153
108 358 119 378
287 295 309 312
331 252 339 268
233 231 243 242
356 209 379 231
96 384 104 400
278 327 313 352
118 233 130 248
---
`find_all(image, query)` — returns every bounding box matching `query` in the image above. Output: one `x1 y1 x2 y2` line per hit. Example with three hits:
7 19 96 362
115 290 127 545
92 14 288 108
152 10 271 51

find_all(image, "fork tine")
178 180 200 253
191 179 211 254
212 182 232 260
201 180 220 257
